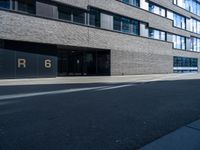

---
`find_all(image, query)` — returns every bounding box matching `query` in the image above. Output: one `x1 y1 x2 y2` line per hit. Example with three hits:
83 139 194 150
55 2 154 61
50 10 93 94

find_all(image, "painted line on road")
0 84 135 101
0 86 109 101
97 84 134 91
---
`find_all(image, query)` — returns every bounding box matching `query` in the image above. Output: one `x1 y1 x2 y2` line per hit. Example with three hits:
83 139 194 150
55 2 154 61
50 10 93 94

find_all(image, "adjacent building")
0 0 200 78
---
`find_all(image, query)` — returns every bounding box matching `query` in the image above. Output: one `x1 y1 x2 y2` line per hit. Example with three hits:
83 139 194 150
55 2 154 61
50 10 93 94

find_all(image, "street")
0 79 200 150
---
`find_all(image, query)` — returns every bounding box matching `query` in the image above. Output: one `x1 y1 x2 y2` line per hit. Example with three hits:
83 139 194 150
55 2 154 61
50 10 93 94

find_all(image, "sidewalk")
0 73 200 86
140 119 200 150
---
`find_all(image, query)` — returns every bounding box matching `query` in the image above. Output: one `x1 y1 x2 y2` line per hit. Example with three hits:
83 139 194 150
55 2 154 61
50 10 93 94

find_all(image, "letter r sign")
18 59 26 68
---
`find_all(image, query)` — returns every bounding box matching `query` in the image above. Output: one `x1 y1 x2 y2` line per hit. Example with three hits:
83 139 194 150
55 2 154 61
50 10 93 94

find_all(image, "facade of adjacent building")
0 0 200 78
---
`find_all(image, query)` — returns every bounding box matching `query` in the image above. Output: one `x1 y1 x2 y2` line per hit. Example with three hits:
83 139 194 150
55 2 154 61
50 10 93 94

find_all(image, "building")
0 0 200 78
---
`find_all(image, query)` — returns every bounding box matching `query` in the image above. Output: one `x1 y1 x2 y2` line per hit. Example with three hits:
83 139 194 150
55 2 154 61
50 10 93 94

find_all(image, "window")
113 15 139 35
149 29 166 41
0 0 36 14
120 0 139 7
89 8 100 27
0 0 10 9
132 20 139 35
149 3 166 17
190 18 200 34
173 56 198 73
122 18 130 33
172 35 186 50
174 0 200 17
168 11 192 32
191 37 200 52
198 21 200 34
18 0 36 14
58 6 72 21
173 13 186 29
58 6 86 25
73 9 85 24
167 10 174 20
113 16 122 31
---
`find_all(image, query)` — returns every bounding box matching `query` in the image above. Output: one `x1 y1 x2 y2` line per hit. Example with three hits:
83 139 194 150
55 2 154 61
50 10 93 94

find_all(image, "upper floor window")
73 9 85 24
191 37 200 52
119 0 139 7
0 0 10 9
89 8 101 27
113 15 139 35
172 35 186 50
58 5 86 24
174 0 200 17
149 29 166 41
113 16 121 31
173 13 186 29
149 3 166 17
190 18 200 34
18 0 36 14
58 6 72 21
122 18 131 33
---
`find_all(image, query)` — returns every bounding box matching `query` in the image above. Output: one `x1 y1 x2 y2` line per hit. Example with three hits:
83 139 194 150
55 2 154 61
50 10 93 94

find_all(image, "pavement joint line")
140 119 200 150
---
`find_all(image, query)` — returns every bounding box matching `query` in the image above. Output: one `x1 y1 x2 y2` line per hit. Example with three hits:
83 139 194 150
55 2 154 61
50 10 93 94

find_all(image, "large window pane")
173 35 186 50
132 20 139 35
122 18 130 33
149 3 166 17
113 15 139 35
121 0 139 7
113 16 122 31
173 56 198 73
89 8 100 27
0 0 10 9
174 0 200 17
149 28 166 41
58 6 86 25
58 6 72 21
173 13 186 29
73 9 85 24
18 0 36 14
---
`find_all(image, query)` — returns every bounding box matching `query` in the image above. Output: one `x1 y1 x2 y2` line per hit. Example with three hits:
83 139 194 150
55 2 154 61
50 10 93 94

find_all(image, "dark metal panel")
15 51 38 78
0 48 15 79
37 54 57 77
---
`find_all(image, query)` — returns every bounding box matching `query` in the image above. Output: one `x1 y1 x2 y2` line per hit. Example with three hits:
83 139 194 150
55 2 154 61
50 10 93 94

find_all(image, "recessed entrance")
58 49 110 76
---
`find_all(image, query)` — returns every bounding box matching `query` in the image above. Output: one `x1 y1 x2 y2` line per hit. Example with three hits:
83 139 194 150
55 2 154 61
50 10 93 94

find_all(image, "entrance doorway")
68 51 83 75
58 49 110 76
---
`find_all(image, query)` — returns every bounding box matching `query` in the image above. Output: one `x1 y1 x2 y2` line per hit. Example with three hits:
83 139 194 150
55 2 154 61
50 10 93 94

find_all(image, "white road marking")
0 86 108 101
0 84 135 101
97 84 134 91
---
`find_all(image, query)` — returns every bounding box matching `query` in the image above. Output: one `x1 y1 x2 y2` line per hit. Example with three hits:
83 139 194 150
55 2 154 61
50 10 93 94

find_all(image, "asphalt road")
1 79 200 150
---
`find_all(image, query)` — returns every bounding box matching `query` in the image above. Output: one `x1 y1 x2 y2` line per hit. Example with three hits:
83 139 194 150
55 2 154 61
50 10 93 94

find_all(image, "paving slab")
140 125 200 150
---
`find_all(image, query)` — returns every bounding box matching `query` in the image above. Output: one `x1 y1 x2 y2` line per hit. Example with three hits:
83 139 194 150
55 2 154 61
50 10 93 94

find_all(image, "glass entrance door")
58 51 68 76
68 51 83 75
